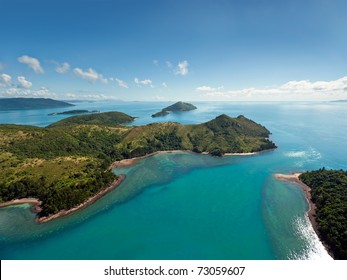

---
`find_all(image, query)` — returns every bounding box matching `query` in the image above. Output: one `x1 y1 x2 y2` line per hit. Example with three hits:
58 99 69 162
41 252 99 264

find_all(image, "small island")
0 112 275 222
48 109 99 116
0 98 74 110
152 101 197 117
275 169 347 260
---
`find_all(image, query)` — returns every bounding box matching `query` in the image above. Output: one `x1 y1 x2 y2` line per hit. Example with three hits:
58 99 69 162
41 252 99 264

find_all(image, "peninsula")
0 111 276 221
276 169 347 260
0 98 74 110
152 101 197 117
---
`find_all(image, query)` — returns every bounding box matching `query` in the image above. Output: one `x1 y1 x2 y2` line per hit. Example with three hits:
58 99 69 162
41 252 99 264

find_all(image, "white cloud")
134 77 154 87
64 93 119 100
0 86 57 98
17 76 32 88
279 77 347 92
56 62 70 74
176 60 189 76
162 82 168 88
115 78 128 88
17 55 44 74
198 76 347 101
196 86 216 92
0 74 12 87
0 86 119 100
73 67 108 84
153 59 159 66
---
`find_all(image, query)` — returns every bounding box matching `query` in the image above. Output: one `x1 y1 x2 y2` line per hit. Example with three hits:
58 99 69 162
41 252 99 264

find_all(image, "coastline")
0 175 125 224
274 173 334 258
0 149 273 223
37 174 125 223
0 198 42 213
111 148 275 169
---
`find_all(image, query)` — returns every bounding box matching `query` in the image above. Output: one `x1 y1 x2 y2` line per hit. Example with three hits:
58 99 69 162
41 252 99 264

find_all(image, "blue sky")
1 0 347 101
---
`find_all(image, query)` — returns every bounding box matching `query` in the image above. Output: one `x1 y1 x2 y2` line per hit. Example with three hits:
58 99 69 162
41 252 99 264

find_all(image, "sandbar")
0 198 42 213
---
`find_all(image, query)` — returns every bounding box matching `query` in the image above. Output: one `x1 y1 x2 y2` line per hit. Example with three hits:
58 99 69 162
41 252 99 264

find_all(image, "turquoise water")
0 101 346 259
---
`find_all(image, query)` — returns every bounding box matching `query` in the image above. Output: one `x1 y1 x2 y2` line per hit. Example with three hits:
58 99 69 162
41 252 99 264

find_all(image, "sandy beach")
224 149 274 156
0 175 125 223
111 148 275 169
274 173 318 232
274 172 334 258
0 198 42 213
110 150 192 168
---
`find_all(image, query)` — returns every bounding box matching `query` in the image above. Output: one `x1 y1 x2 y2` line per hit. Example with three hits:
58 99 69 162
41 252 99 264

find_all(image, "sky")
1 0 347 101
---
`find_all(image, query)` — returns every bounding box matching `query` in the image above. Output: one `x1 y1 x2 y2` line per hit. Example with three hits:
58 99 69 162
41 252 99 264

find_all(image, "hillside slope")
0 98 74 110
0 112 275 217
152 101 197 117
48 111 135 127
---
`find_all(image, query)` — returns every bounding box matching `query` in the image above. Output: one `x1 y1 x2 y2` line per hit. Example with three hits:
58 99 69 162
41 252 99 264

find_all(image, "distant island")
331 100 347 103
48 110 100 116
152 101 197 117
0 98 74 110
47 111 135 127
0 112 276 222
276 169 347 260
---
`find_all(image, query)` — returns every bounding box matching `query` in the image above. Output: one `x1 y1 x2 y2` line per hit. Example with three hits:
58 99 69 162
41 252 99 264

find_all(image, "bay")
0 101 346 259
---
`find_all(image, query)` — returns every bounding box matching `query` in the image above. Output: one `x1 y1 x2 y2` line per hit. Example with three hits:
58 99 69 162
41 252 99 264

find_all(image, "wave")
288 216 332 260
284 147 322 167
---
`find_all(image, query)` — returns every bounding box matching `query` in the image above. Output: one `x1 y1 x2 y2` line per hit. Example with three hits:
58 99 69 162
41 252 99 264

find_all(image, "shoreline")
0 149 273 223
274 173 334 258
0 175 125 224
111 148 275 169
37 174 125 223
0 198 42 213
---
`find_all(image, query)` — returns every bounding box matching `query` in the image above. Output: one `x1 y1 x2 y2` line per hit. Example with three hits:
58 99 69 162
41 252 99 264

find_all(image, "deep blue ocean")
1 100 346 259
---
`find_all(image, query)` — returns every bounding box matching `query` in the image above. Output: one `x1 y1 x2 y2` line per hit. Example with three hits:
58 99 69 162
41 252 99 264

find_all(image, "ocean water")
0 101 346 259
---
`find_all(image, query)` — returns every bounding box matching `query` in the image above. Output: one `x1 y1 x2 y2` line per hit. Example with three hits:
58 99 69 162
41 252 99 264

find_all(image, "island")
0 98 74 110
275 169 347 260
332 100 347 103
152 101 197 117
48 109 99 116
0 112 276 222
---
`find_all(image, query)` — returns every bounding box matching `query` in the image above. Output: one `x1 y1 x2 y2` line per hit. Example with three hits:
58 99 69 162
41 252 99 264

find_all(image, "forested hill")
162 101 197 112
152 101 197 117
0 112 276 217
48 111 135 127
0 98 74 110
299 169 347 259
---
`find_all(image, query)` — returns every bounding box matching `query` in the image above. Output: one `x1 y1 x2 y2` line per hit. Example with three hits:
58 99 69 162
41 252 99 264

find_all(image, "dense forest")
0 111 276 218
299 169 347 259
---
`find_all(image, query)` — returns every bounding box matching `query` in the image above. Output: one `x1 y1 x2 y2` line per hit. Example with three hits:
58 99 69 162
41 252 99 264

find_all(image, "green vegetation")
151 110 169 117
47 111 135 127
48 109 99 116
0 98 74 110
0 111 275 218
152 101 197 117
299 169 347 259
